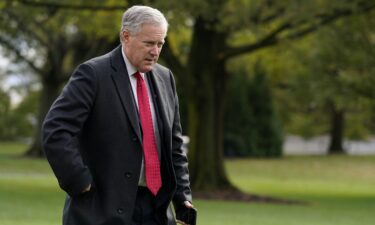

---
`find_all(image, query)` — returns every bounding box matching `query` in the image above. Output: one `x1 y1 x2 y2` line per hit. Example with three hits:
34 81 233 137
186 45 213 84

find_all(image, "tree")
1 0 374 191
0 0 121 156
289 12 375 154
160 0 375 190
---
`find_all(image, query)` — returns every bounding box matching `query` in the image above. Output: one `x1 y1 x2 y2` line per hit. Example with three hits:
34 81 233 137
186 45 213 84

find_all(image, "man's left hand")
184 201 194 208
176 201 195 225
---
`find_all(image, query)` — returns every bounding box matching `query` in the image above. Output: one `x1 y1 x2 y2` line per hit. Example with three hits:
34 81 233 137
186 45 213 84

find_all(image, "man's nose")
150 45 160 55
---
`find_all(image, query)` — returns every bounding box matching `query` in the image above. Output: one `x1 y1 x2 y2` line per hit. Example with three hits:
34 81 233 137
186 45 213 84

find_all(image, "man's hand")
82 184 91 193
176 220 188 225
183 201 194 208
176 201 195 225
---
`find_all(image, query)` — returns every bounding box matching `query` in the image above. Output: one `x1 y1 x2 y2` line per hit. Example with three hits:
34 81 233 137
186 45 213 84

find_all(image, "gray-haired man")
43 5 194 225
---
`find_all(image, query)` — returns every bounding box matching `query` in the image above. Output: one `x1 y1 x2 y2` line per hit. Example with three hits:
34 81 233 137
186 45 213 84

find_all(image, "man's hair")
120 5 168 42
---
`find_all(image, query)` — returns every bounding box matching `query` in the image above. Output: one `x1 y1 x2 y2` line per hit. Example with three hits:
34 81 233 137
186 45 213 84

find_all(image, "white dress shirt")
121 47 161 187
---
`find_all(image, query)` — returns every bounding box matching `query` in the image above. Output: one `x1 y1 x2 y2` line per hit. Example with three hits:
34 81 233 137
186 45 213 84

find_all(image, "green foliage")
12 90 39 139
0 0 122 76
287 12 375 140
0 89 14 140
225 62 283 157
0 89 39 141
1 0 126 156
224 72 255 157
246 11 375 142
1 0 374 187
249 63 283 156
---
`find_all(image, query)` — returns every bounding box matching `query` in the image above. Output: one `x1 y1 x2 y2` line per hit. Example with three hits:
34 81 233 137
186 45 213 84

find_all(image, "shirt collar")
121 46 145 78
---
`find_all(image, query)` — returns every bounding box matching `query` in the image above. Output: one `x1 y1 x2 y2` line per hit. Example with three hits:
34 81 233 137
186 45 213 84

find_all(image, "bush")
224 63 283 157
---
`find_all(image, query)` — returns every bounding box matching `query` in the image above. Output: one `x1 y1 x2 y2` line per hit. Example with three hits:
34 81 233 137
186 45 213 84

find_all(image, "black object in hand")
176 205 197 225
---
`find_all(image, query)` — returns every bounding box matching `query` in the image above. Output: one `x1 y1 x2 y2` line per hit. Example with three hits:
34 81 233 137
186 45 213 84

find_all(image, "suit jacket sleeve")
42 63 96 197
168 71 193 205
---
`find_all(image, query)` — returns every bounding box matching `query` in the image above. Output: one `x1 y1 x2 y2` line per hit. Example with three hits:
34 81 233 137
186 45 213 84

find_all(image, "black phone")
176 206 197 225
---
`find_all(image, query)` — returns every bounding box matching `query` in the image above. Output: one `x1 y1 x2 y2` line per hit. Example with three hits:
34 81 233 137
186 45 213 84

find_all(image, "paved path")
283 135 375 155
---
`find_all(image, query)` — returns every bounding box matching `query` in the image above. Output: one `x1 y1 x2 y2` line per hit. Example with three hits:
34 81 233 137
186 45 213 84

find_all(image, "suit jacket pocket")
67 185 101 225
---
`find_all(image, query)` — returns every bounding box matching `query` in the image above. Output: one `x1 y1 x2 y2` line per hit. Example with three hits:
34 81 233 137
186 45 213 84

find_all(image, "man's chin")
139 65 155 73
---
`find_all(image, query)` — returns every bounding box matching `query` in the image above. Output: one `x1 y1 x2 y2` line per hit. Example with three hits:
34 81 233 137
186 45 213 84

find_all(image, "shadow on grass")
194 188 308 205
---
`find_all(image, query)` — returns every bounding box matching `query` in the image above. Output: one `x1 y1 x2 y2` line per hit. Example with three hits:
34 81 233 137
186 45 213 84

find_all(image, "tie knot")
134 71 143 80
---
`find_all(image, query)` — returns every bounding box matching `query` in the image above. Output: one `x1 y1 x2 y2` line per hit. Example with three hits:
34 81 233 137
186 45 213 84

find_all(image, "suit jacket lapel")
148 70 172 130
110 46 142 141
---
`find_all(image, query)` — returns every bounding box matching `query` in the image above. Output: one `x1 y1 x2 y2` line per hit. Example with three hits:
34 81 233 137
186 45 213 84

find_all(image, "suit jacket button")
117 208 124 214
132 137 137 142
124 172 132 178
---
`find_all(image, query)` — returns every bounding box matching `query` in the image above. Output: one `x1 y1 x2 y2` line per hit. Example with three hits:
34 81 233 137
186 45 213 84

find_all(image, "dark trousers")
131 187 161 225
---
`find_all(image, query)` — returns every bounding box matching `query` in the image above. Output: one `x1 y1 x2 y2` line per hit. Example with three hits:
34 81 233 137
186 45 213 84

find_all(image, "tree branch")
1 9 51 49
223 22 291 59
287 1 375 40
259 7 286 24
250 0 286 25
224 1 375 60
12 0 127 11
226 1 285 33
0 36 43 74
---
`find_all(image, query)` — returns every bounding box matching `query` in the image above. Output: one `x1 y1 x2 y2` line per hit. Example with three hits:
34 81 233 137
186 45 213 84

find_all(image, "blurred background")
0 1 374 225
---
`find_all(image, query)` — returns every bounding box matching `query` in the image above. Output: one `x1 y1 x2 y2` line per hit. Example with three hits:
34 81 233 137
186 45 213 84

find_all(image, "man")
42 5 194 225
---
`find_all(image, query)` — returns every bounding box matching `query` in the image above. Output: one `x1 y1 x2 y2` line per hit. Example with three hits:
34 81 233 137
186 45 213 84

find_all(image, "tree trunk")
328 108 345 154
186 17 233 191
24 78 61 157
22 35 118 158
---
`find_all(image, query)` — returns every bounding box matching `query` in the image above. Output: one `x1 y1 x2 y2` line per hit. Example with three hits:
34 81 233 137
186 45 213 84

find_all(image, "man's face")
123 24 166 73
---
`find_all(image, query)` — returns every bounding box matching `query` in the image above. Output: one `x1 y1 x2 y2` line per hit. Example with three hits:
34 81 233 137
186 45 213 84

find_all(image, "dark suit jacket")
42 45 192 225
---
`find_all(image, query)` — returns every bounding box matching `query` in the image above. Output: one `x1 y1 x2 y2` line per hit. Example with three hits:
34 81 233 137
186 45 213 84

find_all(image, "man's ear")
122 30 130 43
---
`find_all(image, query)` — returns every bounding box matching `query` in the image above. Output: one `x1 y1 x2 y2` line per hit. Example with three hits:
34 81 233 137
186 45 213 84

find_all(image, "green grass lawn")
1 142 375 225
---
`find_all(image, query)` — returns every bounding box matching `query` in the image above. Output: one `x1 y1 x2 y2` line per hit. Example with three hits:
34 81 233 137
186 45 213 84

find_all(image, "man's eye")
144 42 163 48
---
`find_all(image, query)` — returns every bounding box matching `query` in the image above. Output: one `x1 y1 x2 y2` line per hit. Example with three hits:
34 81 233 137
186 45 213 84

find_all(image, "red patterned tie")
135 72 162 195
